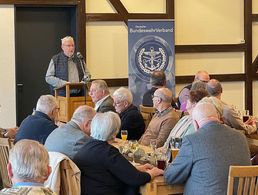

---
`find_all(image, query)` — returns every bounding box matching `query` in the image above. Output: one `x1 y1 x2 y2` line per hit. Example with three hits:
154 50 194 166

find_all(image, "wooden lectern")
54 83 94 123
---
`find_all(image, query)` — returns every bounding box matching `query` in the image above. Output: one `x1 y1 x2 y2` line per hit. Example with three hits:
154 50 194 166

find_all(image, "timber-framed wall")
86 0 257 114
1 0 257 113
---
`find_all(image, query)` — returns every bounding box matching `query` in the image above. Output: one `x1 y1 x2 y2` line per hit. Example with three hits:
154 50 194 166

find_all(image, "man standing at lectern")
45 36 91 96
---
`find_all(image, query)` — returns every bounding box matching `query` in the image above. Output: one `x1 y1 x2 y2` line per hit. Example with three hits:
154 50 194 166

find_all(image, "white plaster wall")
86 22 128 79
0 5 16 127
253 0 258 13
174 0 244 44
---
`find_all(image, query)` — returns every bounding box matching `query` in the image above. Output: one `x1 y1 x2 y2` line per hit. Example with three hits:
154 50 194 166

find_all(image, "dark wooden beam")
166 0 174 19
252 14 258 21
77 0 86 57
128 13 168 20
175 44 246 53
0 0 78 5
100 78 128 87
103 74 246 87
86 13 123 21
244 0 253 113
109 0 128 24
175 74 245 84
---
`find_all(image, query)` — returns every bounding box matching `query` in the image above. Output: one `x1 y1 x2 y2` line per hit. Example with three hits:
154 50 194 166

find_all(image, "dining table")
140 175 184 195
112 138 184 195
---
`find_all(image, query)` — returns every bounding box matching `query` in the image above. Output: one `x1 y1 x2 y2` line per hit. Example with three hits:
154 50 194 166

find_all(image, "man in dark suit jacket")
89 79 115 113
14 95 58 144
164 102 251 195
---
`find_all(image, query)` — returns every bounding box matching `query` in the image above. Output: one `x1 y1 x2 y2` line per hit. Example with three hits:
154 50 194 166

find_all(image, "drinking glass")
129 140 139 163
169 137 182 161
169 137 182 149
121 130 128 141
171 148 179 161
150 139 157 152
156 151 168 170
243 110 249 122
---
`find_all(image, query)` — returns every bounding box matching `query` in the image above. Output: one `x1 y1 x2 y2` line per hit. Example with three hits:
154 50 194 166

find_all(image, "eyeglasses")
63 44 74 47
114 101 123 106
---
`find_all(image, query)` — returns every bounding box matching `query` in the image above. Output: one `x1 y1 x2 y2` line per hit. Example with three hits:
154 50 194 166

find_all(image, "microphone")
77 52 84 59
76 52 90 82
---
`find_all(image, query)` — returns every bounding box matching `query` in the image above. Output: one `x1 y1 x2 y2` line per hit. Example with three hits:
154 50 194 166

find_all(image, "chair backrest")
45 151 80 195
60 159 76 195
139 105 156 129
0 138 12 188
227 165 258 195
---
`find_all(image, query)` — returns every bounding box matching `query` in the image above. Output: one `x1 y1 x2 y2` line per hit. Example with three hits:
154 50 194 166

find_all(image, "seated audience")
178 70 210 111
142 70 178 109
45 105 96 160
113 87 145 140
73 111 163 195
14 95 58 144
164 102 251 195
89 79 115 113
0 139 55 194
206 79 256 134
139 88 179 147
163 87 208 148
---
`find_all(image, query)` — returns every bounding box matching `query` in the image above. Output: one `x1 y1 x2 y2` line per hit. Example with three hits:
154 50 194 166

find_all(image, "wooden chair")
0 138 12 188
59 159 78 195
46 152 80 195
139 105 156 129
227 165 258 195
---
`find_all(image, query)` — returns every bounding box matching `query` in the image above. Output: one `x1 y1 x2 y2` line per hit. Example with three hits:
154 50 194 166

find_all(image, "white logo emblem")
137 46 167 74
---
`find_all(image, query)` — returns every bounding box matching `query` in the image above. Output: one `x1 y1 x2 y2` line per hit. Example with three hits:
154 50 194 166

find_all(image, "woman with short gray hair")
74 111 163 195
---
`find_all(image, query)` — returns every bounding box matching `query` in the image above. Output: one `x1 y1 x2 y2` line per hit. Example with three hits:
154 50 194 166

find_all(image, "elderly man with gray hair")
164 102 250 195
74 111 163 195
14 95 58 144
140 87 179 147
89 79 115 113
45 105 96 160
206 79 256 135
45 36 91 96
113 87 145 140
0 139 56 194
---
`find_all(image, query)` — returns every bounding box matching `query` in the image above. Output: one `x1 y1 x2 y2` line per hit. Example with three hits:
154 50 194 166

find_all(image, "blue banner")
128 20 175 106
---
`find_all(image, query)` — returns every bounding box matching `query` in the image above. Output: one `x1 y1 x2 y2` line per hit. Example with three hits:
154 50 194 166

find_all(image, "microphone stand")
78 58 87 105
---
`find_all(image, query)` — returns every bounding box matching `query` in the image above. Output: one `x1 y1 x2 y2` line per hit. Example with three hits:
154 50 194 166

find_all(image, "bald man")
139 88 179 147
206 79 256 135
178 70 210 111
164 102 250 195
